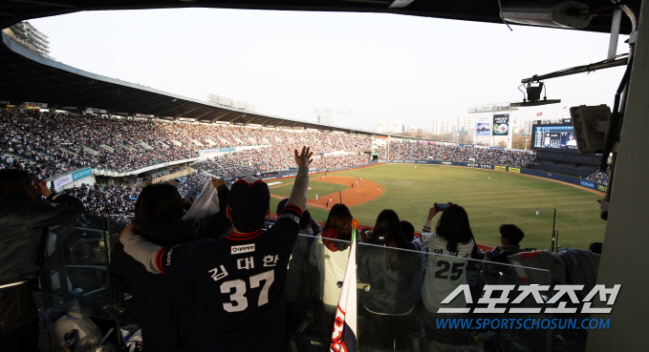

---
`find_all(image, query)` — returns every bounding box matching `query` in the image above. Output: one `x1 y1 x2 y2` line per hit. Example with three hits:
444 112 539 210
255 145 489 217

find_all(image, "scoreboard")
531 123 601 165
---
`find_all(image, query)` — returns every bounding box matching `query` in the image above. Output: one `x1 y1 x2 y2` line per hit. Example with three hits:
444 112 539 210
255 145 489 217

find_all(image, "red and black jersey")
155 204 303 352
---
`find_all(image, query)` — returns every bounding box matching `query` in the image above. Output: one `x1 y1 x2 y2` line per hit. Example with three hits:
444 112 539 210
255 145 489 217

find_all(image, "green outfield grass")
269 164 606 250
269 180 347 199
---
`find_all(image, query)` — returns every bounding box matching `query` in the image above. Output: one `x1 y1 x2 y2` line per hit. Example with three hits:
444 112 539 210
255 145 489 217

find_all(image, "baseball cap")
229 176 270 220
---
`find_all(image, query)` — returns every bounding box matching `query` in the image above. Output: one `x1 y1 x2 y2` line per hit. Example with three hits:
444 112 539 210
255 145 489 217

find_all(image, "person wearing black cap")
120 147 313 352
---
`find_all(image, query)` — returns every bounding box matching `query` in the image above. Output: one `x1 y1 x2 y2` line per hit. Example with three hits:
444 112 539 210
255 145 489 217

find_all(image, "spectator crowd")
585 168 610 186
0 110 372 178
377 141 537 168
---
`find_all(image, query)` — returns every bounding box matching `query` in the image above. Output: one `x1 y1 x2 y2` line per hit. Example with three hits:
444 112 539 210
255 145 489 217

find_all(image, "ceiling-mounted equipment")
569 105 612 154
501 1 593 29
510 82 561 107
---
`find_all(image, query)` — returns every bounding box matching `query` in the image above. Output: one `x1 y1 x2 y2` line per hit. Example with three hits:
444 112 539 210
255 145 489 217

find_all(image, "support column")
586 0 649 350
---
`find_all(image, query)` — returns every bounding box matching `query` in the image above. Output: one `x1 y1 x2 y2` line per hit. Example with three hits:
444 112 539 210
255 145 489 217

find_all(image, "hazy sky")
31 8 628 130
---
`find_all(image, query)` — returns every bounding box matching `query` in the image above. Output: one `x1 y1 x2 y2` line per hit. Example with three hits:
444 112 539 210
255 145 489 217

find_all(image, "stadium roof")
0 0 636 135
0 31 384 134
0 0 634 34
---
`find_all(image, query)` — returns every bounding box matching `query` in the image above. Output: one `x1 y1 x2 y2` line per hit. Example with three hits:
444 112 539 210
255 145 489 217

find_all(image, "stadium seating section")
1 110 610 215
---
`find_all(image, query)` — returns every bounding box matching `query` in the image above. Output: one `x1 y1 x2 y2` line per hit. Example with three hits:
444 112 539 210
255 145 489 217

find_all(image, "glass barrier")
354 244 554 351
461 206 556 251
40 224 113 320
286 235 351 351
41 217 586 351
106 214 134 252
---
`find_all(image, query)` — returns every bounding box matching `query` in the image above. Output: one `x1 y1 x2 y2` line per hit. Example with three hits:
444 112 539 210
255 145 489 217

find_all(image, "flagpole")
330 219 359 352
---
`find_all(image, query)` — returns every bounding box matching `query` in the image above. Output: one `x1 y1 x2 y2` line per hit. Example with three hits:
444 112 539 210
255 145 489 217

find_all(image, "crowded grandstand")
0 107 613 215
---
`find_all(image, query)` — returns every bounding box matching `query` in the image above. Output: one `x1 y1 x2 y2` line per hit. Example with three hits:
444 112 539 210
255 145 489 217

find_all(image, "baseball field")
268 163 607 250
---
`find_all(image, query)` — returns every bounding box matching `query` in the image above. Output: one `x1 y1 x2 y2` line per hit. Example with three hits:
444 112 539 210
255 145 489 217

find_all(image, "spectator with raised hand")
421 203 479 313
110 178 230 352
120 146 312 352
0 169 84 351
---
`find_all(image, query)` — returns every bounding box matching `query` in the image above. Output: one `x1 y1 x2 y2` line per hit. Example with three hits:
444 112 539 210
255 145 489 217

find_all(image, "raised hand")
294 146 313 167
428 204 438 220
37 180 52 198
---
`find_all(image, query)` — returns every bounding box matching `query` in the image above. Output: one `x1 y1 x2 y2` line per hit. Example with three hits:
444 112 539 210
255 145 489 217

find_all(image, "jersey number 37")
220 270 275 312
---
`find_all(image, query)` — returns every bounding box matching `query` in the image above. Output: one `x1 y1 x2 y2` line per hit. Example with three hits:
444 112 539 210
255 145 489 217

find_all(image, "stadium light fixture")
510 82 561 107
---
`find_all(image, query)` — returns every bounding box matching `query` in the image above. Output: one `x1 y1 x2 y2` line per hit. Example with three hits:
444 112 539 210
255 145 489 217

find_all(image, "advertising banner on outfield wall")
53 174 73 190
72 168 92 181
580 180 595 188
467 163 494 169
385 160 606 192
476 114 492 136
53 168 93 191
493 114 510 136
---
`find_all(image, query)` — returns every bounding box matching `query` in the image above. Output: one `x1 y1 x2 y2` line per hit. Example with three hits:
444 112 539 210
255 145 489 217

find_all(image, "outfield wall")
383 159 607 193
259 164 376 180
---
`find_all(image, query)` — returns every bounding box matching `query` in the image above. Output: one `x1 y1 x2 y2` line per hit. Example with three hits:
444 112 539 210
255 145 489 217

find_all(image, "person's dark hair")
371 209 403 247
323 204 353 250
299 209 312 230
134 184 184 227
400 220 415 242
230 214 266 233
276 198 289 215
589 242 603 255
0 169 37 200
372 209 411 270
360 228 372 243
499 224 525 245
228 178 270 233
435 205 474 254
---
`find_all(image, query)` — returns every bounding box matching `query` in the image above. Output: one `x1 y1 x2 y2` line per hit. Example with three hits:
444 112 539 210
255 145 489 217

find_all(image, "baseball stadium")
0 1 647 352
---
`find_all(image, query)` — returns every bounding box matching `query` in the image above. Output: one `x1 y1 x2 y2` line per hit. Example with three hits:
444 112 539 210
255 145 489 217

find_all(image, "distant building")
431 117 457 135
6 21 50 57
313 108 352 127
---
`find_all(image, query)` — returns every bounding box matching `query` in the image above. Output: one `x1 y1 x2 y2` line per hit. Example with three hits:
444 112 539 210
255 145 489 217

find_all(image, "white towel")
182 180 220 220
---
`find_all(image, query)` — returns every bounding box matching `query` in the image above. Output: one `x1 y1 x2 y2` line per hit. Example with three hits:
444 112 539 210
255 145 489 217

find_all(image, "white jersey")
309 237 349 313
421 232 475 312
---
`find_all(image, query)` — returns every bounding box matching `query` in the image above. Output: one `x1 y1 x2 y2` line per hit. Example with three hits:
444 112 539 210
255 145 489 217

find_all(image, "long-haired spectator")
0 169 84 351
309 204 353 314
421 203 478 313
434 205 478 256
359 209 422 316
322 203 353 251
132 184 184 226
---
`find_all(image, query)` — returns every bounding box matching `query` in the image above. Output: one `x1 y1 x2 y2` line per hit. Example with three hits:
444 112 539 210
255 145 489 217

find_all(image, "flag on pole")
330 219 359 352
